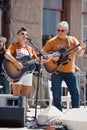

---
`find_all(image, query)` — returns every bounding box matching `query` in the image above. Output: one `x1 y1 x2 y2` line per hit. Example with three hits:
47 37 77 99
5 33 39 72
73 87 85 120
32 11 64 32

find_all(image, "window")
42 0 64 46
43 0 62 9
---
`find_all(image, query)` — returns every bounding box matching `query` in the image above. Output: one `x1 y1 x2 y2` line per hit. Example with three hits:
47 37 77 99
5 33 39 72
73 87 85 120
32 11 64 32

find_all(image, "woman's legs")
12 83 31 111
12 84 22 96
21 85 31 111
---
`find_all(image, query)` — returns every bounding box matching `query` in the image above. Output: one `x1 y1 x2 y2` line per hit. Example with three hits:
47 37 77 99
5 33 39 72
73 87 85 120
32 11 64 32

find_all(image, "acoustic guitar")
2 52 60 82
44 44 80 73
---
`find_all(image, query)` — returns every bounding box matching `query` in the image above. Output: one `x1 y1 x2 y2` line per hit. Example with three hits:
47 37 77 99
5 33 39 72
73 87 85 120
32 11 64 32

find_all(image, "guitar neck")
27 58 42 65
27 52 61 65
62 44 80 57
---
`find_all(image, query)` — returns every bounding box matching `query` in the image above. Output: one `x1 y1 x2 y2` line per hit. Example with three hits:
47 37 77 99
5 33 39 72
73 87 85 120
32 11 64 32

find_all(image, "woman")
5 27 38 111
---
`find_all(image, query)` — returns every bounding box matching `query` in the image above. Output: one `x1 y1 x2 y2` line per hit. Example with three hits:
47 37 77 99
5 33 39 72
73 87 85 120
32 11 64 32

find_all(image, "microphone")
25 35 32 41
24 34 29 39
23 34 32 43
26 37 32 41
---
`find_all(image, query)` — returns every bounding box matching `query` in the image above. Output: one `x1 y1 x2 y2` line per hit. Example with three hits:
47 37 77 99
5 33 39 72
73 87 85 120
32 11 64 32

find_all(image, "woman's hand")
14 60 24 70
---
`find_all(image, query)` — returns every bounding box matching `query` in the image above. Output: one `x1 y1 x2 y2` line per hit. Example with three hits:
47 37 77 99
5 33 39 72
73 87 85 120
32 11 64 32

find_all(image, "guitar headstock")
48 51 61 61
51 51 61 57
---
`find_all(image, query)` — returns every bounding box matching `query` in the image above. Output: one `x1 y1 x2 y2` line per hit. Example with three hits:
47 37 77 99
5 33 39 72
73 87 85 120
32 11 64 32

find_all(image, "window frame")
42 0 64 46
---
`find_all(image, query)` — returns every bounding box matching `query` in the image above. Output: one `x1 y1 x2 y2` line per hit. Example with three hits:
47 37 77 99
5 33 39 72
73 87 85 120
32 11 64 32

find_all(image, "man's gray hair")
57 21 69 30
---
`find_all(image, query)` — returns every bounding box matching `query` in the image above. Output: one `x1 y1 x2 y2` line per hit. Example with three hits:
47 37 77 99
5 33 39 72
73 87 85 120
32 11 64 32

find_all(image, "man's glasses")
57 29 65 32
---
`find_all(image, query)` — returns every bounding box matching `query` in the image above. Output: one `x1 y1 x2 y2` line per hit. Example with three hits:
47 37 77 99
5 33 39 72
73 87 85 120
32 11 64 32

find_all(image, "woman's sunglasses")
20 32 28 36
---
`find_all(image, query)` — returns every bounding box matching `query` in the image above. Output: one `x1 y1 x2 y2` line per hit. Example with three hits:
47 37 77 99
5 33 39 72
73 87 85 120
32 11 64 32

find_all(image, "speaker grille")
0 95 26 127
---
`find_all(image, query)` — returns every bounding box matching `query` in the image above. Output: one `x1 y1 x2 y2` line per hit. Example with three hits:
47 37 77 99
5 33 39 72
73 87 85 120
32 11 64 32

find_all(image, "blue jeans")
51 72 80 111
0 74 11 94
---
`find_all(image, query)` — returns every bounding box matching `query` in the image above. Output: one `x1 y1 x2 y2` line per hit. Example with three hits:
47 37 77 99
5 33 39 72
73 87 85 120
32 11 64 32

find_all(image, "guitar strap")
66 35 70 48
53 36 71 74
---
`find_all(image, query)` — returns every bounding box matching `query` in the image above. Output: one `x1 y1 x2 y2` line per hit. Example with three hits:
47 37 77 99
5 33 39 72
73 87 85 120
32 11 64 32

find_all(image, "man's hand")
77 42 86 57
80 42 86 49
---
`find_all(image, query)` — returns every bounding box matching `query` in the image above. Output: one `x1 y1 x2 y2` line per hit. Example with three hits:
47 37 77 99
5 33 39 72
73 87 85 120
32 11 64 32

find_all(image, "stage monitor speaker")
0 94 26 127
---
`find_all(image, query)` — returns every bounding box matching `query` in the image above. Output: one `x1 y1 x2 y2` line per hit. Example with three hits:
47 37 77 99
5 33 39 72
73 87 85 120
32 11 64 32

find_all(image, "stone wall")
64 0 83 69
69 0 83 69
70 0 82 41
7 0 43 50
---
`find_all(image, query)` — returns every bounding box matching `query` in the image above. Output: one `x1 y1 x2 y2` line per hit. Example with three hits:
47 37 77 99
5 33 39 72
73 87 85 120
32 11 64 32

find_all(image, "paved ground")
0 106 86 130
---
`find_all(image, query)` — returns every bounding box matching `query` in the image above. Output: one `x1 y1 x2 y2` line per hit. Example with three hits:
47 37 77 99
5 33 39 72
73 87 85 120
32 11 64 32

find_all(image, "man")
42 21 82 111
0 36 11 94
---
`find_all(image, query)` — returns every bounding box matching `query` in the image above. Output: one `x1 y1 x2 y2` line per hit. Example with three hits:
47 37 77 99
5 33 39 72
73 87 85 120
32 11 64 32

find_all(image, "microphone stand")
27 37 46 59
26 37 46 129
